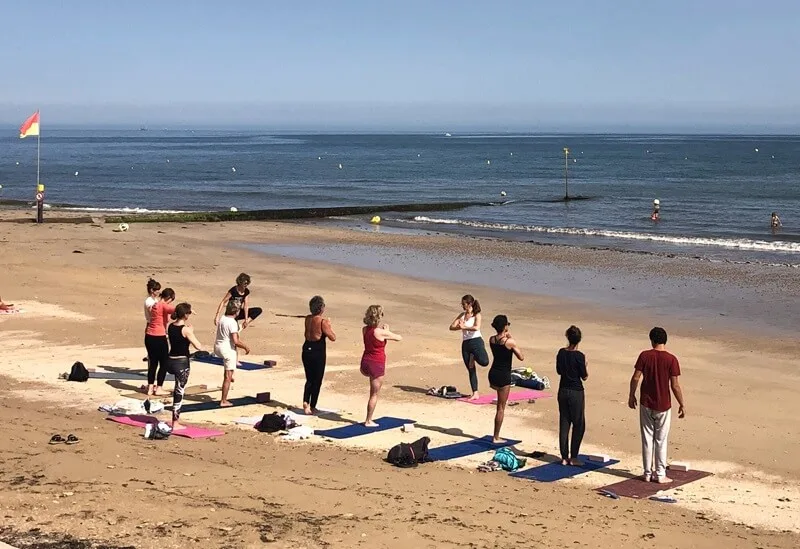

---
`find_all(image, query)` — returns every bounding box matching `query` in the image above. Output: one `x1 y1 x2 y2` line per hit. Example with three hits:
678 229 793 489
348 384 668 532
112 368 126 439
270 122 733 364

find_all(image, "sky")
1 0 800 131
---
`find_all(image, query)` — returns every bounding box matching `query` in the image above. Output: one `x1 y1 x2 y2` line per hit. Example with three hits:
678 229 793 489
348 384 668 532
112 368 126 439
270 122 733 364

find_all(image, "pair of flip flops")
49 434 79 445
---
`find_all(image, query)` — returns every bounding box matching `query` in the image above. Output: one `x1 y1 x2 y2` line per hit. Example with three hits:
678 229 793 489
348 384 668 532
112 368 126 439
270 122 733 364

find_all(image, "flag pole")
36 109 43 224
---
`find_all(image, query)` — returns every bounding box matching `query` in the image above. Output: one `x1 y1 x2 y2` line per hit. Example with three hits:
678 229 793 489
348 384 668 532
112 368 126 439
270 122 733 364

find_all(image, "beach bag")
67 361 89 382
387 436 431 468
256 412 287 433
492 447 522 471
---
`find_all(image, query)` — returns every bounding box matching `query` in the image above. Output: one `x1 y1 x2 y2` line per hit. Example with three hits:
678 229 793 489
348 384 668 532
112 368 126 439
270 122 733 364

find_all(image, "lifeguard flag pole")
19 111 43 223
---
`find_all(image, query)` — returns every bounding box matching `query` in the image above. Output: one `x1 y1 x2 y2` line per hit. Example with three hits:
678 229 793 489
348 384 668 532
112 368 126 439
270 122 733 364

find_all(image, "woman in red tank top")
360 305 402 427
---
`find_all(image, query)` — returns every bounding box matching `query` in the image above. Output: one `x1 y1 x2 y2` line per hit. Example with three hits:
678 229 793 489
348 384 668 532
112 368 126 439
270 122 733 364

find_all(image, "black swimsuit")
488 337 514 388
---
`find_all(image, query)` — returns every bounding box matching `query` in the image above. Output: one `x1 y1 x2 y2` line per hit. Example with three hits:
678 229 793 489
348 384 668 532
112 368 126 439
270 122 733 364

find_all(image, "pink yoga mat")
458 389 552 405
106 415 225 439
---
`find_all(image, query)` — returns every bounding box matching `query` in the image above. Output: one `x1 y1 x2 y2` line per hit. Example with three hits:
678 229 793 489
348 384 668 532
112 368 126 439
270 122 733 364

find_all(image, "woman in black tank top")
488 315 525 444
301 296 337 415
166 303 205 430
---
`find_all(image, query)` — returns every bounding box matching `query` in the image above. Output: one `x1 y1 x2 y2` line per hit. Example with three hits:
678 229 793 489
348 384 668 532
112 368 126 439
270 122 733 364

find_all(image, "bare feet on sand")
220 401 233 408
364 421 379 428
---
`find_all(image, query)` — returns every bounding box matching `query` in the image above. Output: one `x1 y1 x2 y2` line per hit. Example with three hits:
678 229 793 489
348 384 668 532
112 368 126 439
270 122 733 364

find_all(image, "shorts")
214 345 237 371
488 367 512 389
360 358 386 379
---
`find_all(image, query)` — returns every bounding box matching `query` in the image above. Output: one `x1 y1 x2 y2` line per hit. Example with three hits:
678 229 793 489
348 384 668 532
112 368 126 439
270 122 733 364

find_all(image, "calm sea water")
1 129 798 264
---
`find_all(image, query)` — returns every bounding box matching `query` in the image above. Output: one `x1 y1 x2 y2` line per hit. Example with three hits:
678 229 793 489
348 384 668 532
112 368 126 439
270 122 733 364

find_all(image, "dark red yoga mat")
597 469 712 499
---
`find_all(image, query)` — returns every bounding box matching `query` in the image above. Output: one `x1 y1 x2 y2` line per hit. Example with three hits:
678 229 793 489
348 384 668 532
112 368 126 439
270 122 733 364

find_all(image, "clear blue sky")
2 1 799 130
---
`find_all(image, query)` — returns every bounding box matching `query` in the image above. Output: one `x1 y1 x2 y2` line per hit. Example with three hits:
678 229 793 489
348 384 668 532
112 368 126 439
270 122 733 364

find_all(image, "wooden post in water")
563 147 570 200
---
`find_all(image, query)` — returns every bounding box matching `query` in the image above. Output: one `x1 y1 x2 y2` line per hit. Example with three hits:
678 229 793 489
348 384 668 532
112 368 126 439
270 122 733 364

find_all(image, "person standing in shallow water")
488 315 524 443
449 294 490 400
556 325 588 466
302 295 337 415
360 305 402 427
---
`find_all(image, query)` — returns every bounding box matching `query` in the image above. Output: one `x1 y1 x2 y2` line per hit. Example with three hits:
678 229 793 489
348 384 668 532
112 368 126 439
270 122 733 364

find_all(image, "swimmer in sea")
651 199 660 221
771 212 782 230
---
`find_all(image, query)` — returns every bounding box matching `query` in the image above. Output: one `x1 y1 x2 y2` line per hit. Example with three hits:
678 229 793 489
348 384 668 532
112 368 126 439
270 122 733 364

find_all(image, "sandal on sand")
49 434 66 444
65 434 79 445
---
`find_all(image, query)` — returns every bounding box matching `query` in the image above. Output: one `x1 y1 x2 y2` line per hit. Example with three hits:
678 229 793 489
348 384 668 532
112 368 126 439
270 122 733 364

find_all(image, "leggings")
302 339 326 409
144 334 170 386
461 338 489 392
558 388 586 460
236 307 263 322
168 357 191 423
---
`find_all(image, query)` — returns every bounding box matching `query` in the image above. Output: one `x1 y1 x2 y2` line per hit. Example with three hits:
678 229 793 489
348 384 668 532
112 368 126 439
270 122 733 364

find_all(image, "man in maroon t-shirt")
628 327 686 483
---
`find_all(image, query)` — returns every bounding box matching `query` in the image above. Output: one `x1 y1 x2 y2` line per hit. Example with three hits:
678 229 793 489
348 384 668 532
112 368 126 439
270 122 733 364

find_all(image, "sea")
2 129 799 266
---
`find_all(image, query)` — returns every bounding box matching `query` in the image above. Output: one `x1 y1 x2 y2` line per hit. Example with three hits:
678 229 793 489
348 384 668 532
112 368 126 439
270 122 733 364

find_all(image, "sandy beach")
1 212 799 549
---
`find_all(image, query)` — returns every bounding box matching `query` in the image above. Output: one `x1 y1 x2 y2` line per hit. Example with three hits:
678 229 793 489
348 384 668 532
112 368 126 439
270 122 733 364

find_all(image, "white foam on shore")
409 216 800 255
60 207 194 214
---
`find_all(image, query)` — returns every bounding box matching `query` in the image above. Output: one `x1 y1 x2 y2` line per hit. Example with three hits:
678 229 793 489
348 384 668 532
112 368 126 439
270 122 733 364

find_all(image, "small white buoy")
0 184 3 189
772 155 775 159
338 163 343 169
500 191 507 197
510 152 513 156
15 161 19 165
417 153 420 157
166 159 170 163
74 171 79 176
318 156 321 160
230 207 238 212
231 167 236 172
573 159 577 163
754 148 759 152
486 160 491 165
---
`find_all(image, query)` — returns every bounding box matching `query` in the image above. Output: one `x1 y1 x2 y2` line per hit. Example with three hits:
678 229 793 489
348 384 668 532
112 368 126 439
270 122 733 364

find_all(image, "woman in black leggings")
166 303 205 430
301 295 336 415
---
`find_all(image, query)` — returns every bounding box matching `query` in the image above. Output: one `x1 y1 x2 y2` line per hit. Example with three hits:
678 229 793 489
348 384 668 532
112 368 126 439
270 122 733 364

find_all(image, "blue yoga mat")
510 455 620 482
192 355 272 371
315 417 414 439
169 396 259 413
428 435 522 461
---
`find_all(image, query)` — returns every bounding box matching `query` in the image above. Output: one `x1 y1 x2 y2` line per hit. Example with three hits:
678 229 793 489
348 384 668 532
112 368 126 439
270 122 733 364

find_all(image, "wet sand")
1 212 799 548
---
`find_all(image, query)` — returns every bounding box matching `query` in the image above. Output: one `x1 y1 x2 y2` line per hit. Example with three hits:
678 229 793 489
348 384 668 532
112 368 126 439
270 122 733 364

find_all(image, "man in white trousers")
628 327 686 483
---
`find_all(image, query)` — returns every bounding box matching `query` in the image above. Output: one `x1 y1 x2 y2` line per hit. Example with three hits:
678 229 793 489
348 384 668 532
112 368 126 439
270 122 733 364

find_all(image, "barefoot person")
360 305 402 427
302 295 336 415
214 273 263 331
488 315 524 443
142 278 161 360
628 327 686 484
449 294 489 400
167 303 205 430
556 325 588 466
144 288 176 396
214 301 251 407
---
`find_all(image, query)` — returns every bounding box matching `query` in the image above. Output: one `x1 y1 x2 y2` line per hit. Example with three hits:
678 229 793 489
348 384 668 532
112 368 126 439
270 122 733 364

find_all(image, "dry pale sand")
0 213 799 548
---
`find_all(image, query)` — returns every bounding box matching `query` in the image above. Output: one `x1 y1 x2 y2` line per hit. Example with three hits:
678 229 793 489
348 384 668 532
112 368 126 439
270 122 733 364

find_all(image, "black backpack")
67 361 89 382
387 437 431 468
256 412 287 433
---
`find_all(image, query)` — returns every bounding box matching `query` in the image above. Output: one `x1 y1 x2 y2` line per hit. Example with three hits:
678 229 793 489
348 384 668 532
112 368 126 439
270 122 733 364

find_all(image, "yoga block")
256 392 271 403
402 423 415 432
587 454 611 463
669 461 691 472
264 360 277 367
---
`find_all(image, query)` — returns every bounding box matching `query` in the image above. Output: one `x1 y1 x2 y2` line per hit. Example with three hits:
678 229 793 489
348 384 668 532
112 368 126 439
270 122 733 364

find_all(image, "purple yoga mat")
597 469 712 499
458 389 552 405
106 415 225 439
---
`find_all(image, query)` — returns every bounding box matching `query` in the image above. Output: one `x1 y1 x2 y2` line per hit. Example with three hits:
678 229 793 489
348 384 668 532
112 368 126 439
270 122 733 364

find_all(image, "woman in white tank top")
449 294 490 400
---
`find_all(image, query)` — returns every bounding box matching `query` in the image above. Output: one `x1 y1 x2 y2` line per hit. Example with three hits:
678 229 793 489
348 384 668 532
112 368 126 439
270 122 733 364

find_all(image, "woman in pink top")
144 288 176 396
360 305 402 427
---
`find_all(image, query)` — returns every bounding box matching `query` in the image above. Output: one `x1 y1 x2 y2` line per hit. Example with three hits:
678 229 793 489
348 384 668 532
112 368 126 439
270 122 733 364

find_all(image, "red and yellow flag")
19 111 40 139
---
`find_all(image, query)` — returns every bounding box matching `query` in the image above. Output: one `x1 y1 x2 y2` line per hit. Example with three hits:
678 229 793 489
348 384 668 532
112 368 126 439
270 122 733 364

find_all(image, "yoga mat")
167 396 259 413
428 435 522 461
596 469 712 499
89 371 174 381
106 415 225 438
458 389 552 405
315 417 413 439
510 455 620 482
192 355 272 371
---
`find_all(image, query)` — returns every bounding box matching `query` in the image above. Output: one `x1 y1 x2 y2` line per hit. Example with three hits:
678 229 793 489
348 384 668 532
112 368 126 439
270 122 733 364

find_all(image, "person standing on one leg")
302 295 336 415
360 305 402 427
488 315 524 444
214 301 250 407
556 325 588 466
628 327 686 484
166 303 205 430
214 273 263 332
449 294 489 400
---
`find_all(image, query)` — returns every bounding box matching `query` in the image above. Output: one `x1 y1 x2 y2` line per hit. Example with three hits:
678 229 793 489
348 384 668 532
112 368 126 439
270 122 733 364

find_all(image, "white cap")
653 199 660 205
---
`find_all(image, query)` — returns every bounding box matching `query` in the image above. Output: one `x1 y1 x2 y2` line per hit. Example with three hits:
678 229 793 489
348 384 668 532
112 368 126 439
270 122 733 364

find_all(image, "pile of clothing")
477 447 526 472
511 368 550 391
